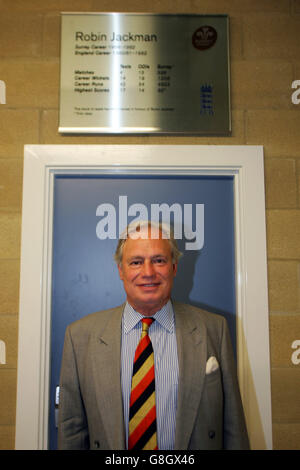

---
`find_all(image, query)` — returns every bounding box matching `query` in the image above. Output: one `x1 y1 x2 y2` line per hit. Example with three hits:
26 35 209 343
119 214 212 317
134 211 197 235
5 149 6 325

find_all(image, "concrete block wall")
0 0 299 449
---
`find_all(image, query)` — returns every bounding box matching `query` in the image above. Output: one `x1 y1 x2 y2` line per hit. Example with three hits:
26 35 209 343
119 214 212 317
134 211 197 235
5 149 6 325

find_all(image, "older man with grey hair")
58 220 249 450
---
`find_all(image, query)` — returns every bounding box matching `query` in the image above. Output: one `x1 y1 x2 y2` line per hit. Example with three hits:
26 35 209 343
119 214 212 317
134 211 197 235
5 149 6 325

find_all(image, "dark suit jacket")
58 301 250 450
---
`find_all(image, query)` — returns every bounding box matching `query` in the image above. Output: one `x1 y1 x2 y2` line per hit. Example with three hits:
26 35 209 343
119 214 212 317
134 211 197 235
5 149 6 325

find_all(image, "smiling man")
58 220 249 450
117 223 178 316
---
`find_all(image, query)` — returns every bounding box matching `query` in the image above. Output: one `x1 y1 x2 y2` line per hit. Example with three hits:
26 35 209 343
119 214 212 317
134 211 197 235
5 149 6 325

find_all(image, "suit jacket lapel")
91 305 126 449
173 302 207 449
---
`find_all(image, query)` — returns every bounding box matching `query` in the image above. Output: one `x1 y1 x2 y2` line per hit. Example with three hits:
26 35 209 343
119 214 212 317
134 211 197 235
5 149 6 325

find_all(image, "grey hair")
114 219 182 266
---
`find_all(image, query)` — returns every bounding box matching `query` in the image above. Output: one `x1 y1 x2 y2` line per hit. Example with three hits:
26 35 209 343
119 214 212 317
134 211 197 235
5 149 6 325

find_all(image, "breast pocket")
203 367 223 425
205 367 222 385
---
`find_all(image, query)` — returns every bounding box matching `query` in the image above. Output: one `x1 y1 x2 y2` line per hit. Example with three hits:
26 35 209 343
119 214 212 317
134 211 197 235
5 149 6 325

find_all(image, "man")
58 221 249 450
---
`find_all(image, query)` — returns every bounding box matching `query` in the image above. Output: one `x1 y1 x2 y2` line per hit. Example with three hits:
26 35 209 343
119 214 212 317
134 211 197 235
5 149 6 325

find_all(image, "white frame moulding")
15 145 272 450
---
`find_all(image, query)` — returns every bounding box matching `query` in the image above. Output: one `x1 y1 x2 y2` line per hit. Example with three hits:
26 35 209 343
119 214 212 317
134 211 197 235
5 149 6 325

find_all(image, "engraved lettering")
110 32 157 42
76 31 107 41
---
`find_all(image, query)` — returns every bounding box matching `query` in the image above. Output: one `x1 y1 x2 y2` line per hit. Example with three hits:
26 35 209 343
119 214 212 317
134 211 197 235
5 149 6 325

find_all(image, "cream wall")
0 0 300 450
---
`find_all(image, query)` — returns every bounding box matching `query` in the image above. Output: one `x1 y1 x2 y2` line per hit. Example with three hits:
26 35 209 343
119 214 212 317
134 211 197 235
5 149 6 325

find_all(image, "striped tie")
128 317 158 450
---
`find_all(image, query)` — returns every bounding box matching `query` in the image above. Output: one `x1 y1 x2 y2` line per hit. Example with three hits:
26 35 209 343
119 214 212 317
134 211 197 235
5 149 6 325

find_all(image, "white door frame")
15 144 272 449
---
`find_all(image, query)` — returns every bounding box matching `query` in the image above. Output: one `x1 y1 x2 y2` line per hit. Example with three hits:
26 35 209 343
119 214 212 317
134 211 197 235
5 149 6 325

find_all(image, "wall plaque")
59 13 230 135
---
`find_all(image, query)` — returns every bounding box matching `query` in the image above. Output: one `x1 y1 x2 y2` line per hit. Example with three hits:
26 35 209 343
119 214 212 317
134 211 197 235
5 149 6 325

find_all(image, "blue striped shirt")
121 300 179 450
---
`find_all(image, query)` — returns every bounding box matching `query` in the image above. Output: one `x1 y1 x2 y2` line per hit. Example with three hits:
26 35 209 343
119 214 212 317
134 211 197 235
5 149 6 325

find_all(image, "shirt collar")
123 300 174 334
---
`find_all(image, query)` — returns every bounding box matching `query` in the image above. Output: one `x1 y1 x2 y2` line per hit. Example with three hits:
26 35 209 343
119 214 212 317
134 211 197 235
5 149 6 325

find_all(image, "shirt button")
208 430 215 439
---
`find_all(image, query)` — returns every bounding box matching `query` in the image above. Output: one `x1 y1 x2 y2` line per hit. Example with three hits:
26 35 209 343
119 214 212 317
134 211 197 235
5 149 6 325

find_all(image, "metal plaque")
59 13 230 135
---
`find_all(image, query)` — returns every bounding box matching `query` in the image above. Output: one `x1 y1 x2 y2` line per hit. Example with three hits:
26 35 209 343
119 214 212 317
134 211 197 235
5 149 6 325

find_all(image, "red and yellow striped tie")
128 318 158 450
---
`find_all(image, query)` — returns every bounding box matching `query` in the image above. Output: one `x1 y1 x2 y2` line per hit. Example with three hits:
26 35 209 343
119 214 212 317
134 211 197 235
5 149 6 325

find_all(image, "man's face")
118 230 177 316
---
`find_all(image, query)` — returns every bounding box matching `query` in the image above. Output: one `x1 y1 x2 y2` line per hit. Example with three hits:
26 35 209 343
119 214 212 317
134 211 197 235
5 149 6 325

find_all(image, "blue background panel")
49 174 235 449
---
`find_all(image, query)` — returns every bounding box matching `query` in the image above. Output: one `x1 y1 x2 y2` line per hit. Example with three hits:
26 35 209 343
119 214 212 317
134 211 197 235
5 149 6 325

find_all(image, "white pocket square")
206 356 219 374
